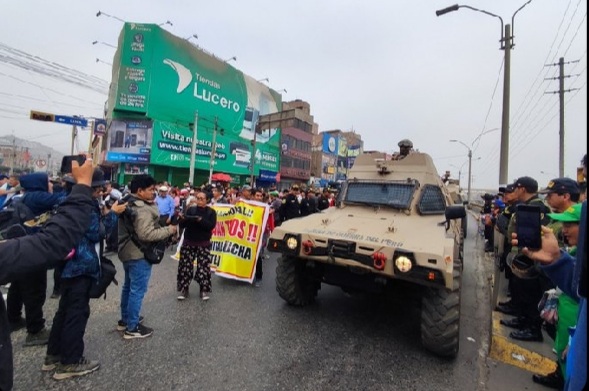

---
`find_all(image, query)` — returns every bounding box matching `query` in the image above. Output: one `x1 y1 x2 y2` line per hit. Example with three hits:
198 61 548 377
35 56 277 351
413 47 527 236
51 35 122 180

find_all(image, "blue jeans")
120 259 152 331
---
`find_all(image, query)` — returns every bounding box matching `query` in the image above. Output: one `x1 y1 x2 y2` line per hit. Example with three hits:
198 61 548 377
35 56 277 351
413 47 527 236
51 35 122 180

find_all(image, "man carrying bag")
117 175 176 339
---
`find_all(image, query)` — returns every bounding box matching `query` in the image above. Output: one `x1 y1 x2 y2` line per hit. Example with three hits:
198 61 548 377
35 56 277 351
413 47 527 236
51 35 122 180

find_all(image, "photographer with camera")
43 168 127 380
0 156 95 391
117 175 177 339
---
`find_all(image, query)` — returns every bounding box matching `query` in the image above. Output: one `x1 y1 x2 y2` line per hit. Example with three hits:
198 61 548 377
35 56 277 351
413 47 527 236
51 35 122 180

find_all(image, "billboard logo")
163 59 193 93
163 58 241 113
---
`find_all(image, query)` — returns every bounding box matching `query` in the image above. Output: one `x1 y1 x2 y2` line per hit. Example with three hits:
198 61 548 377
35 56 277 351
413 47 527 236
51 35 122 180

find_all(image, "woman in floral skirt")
177 191 217 300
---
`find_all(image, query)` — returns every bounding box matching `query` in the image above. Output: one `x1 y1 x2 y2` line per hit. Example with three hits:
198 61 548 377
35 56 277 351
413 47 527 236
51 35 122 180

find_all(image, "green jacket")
118 197 172 262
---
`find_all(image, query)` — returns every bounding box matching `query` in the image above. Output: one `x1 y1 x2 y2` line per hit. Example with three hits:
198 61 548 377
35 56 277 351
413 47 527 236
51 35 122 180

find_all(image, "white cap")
159 185 169 192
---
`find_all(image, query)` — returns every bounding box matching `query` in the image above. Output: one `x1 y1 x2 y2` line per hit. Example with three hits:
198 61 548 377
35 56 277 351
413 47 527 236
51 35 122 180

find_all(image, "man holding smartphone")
513 154 587 391
501 176 553 343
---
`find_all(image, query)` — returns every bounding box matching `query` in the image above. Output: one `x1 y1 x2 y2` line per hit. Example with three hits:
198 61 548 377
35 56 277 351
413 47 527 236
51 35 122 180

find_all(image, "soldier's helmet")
398 139 413 148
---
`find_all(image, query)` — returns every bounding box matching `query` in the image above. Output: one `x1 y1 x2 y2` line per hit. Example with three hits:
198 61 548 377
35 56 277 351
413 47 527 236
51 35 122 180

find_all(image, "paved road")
9 216 495 391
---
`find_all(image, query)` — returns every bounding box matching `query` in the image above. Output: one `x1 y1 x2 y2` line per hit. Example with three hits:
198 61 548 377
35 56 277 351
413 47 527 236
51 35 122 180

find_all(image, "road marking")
489 317 557 375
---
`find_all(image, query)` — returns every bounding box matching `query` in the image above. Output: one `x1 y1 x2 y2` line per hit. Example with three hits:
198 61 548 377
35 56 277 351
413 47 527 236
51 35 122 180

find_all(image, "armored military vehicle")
268 151 466 357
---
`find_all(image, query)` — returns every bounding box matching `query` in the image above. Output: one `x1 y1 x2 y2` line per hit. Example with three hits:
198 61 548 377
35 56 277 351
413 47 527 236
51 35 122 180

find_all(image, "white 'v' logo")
163 59 192 93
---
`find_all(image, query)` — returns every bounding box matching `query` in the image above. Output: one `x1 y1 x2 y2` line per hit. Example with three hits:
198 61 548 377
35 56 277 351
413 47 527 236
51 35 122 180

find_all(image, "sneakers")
123 324 153 339
23 327 51 347
41 354 61 371
200 291 210 301
53 357 100 380
177 289 189 301
116 316 144 331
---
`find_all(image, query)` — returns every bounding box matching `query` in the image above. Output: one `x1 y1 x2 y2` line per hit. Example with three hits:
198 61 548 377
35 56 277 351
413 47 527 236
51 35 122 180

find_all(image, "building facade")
311 129 363 188
259 99 317 190
104 23 283 187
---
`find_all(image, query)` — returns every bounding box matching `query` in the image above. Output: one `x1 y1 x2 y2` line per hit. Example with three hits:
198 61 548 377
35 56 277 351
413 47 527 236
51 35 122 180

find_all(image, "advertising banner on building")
123 163 149 175
322 133 338 155
150 120 279 175
109 23 282 175
171 200 269 283
106 119 152 163
337 138 347 157
321 155 336 181
93 119 107 136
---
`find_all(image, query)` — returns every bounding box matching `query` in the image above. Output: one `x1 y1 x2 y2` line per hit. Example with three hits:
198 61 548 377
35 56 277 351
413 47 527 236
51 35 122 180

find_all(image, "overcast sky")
0 0 586 189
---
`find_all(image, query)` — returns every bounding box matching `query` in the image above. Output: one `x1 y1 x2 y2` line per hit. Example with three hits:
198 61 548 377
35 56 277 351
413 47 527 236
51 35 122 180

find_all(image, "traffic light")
30 110 55 122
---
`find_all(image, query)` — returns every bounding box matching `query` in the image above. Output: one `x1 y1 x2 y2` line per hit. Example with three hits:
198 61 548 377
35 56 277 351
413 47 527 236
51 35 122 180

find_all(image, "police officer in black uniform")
281 185 301 222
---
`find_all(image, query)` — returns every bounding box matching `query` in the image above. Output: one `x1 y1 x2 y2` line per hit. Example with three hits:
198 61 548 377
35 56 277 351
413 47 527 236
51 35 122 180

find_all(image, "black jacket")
179 205 217 244
0 185 93 391
281 194 301 221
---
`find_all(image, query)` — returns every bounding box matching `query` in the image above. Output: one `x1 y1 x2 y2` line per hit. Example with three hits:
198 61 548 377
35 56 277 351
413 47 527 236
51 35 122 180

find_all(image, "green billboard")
152 120 279 174
109 23 281 176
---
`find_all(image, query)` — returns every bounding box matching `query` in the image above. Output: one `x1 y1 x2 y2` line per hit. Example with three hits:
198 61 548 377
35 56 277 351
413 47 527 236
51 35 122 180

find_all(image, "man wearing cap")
239 185 252 201
530 203 582 389
540 178 581 215
501 176 553 343
155 185 175 227
520 154 587 391
44 169 127 380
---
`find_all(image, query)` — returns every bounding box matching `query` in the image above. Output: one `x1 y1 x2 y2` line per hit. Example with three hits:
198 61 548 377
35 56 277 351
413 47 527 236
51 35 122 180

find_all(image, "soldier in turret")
392 139 413 160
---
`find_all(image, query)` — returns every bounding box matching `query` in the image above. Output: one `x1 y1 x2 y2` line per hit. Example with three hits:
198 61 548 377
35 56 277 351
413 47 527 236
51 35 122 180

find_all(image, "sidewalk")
484 246 558 390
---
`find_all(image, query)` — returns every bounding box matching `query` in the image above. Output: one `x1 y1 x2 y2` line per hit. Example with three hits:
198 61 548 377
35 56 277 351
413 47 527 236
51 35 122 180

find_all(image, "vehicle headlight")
286 236 299 250
395 256 413 273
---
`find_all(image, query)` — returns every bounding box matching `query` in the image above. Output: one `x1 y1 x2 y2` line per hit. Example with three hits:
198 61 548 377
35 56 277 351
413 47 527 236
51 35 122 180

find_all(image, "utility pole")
9 137 16 175
545 57 580 178
249 126 257 186
208 117 218 184
435 2 535 185
499 23 511 186
467 149 473 204
188 110 199 185
70 125 77 155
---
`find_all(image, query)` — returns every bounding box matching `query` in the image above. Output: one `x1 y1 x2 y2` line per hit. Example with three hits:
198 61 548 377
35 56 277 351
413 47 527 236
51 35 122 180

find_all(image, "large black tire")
275 255 319 306
420 269 461 358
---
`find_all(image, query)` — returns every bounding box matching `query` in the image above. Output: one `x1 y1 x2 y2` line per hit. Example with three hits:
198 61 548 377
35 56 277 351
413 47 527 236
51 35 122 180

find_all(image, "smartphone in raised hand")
60 155 87 174
516 204 542 250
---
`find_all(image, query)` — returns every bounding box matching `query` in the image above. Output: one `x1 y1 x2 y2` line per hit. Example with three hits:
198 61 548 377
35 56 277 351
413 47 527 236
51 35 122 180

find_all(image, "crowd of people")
1 152 586 390
478 154 587 391
0 164 339 388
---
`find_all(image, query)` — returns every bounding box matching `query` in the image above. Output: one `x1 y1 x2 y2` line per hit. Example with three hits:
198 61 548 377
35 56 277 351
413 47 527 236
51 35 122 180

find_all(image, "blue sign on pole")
54 115 88 127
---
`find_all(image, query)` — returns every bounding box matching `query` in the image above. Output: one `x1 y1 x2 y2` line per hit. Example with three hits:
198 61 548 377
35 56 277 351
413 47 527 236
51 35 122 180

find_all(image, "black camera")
106 192 132 208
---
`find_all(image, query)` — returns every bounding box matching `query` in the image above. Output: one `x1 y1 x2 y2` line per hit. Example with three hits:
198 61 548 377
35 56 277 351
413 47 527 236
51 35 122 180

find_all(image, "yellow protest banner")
170 200 269 283
210 200 269 282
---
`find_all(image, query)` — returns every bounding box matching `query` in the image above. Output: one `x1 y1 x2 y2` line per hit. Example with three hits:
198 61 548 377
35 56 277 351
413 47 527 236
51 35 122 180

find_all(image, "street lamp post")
450 140 473 204
224 56 237 63
96 11 125 23
92 41 117 49
96 58 112 66
436 1 534 185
